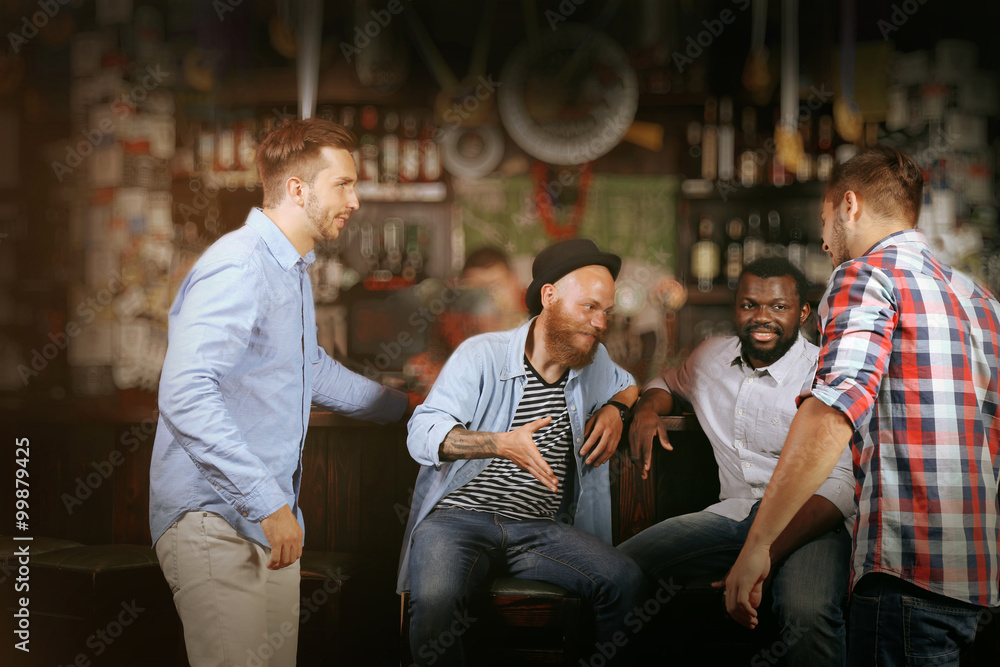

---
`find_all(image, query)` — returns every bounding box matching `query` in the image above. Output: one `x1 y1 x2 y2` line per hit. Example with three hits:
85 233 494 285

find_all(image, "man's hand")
496 416 559 492
628 401 673 480
260 504 303 570
722 542 771 628
581 404 624 467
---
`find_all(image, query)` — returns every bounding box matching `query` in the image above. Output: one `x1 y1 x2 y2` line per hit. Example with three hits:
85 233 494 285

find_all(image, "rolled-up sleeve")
406 341 485 467
158 259 287 524
811 262 898 430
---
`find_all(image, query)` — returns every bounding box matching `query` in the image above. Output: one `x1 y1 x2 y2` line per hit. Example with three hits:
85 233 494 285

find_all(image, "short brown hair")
255 118 357 209
825 145 924 227
462 246 511 274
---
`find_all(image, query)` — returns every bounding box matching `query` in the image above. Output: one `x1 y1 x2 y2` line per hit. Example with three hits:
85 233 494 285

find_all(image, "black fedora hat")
525 239 621 315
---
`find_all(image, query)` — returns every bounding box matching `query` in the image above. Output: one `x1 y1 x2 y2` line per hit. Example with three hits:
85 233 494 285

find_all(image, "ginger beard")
542 298 605 370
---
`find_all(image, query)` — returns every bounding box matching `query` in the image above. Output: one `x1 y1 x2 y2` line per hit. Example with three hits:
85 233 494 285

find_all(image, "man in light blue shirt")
619 258 855 666
400 239 646 666
151 118 407 667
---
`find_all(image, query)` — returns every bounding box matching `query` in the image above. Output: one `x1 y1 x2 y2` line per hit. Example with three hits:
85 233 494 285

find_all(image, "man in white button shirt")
618 257 854 666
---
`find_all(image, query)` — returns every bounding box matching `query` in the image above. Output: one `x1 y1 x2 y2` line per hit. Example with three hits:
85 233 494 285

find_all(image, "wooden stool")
401 577 584 666
0 543 181 667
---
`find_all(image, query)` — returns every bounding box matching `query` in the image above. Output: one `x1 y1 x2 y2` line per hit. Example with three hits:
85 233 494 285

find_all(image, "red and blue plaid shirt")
811 228 1000 607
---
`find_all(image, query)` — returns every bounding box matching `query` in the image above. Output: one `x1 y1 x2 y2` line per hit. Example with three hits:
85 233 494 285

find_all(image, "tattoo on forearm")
440 426 500 460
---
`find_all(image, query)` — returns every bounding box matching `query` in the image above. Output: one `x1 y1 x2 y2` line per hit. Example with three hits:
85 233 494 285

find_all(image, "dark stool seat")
401 577 584 666
297 550 370 665
0 541 180 667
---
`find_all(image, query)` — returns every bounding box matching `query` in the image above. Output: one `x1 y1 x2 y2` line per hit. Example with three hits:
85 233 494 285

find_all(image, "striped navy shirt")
437 356 572 519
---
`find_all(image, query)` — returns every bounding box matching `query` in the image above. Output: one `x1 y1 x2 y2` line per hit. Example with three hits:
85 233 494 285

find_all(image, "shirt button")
737 441 744 448
576 438 581 443
772 418 778 424
570 406 576 411
215 485 220 490
747 378 754 384
743 462 751 468
241 511 248 517
737 409 744 415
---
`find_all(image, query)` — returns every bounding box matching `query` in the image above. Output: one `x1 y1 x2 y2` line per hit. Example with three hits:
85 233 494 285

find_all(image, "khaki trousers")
155 511 300 667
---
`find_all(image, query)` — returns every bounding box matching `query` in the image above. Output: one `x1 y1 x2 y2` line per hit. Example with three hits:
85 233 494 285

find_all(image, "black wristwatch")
604 400 630 423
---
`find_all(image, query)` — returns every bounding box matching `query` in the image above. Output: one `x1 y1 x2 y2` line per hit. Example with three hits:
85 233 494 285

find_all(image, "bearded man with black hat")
398 238 645 666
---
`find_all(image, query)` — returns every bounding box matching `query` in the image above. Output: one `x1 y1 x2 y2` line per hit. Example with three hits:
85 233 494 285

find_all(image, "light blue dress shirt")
150 208 406 548
645 335 856 528
397 319 634 592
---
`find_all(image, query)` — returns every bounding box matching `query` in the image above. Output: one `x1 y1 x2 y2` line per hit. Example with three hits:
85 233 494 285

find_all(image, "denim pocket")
902 596 979 665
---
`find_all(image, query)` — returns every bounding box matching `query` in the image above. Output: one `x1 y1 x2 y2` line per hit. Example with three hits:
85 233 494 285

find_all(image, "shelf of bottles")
187 103 447 202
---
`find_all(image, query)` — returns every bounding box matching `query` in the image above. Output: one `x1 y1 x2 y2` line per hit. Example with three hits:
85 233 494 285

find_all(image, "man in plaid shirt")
724 146 1000 666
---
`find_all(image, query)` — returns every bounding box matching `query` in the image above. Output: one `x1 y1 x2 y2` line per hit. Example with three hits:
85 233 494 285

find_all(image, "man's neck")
261 207 314 257
525 318 569 384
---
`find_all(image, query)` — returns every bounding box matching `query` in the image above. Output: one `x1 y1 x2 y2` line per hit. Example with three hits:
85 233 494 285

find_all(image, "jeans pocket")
902 596 979 665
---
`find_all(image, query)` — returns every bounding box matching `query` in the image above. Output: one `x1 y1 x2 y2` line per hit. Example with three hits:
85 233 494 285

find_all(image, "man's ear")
539 284 558 309
843 190 862 224
285 176 305 206
799 300 811 324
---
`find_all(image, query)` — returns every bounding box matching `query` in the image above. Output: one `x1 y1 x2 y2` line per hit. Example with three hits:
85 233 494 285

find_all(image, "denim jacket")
397 319 634 592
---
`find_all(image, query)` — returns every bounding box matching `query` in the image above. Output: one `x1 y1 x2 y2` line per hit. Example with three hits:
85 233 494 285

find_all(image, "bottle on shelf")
690 213 720 293
701 96 718 181
685 119 703 180
725 217 744 290
215 113 236 172
739 106 760 187
382 217 404 276
786 207 807 273
744 209 764 265
816 114 835 181
419 115 442 182
380 109 400 184
795 117 813 182
399 111 421 183
764 210 787 258
717 96 735 183
768 109 792 187
358 105 380 182
339 106 361 172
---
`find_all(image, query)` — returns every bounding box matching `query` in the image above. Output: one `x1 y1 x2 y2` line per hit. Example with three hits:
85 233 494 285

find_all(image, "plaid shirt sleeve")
811 261 897 427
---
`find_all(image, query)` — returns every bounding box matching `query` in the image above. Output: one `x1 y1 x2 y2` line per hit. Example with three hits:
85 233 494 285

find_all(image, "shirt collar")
245 208 316 270
862 227 928 258
731 334 809 386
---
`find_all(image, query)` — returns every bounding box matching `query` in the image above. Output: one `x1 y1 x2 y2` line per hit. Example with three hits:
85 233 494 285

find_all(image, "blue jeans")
617 504 851 666
848 573 984 667
406 508 647 666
